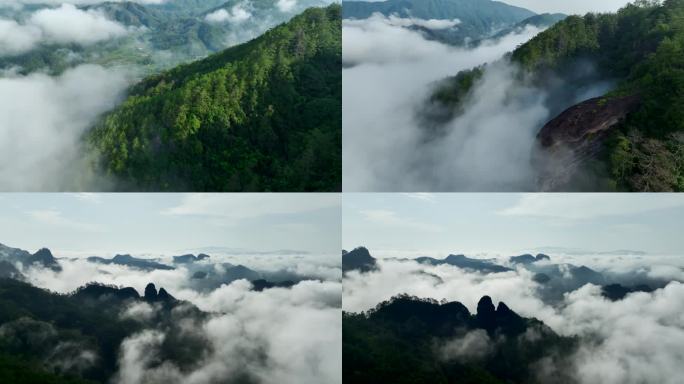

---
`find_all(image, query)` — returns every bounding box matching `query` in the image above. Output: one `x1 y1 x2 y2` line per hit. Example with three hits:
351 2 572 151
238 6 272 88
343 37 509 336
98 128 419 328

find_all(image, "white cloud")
440 329 493 362
344 253 684 384
0 64 131 191
21 252 342 384
342 14 548 190
120 301 156 322
500 194 684 219
385 14 461 30
29 4 128 45
0 4 129 56
0 19 42 56
277 0 297 12
205 3 252 24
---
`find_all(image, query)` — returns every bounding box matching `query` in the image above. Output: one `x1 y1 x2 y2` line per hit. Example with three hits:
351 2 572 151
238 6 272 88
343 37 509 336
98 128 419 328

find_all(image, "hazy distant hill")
342 0 537 45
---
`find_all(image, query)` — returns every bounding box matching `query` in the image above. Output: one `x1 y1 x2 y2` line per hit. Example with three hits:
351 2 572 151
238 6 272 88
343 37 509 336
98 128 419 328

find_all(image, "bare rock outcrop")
534 94 640 190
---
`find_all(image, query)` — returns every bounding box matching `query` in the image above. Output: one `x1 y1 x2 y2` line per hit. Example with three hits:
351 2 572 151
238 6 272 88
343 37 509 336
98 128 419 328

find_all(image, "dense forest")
88 5 341 191
0 279 206 384
343 295 576 384
430 0 684 191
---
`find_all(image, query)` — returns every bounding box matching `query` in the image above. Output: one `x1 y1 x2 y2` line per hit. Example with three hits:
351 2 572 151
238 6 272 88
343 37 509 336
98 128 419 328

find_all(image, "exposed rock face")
534 94 641 191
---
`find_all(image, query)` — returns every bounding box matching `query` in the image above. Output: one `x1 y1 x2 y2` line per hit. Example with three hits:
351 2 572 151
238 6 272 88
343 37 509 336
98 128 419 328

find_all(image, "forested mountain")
343 294 576 383
0 279 204 384
0 0 335 75
429 0 684 191
88 5 342 191
342 0 538 45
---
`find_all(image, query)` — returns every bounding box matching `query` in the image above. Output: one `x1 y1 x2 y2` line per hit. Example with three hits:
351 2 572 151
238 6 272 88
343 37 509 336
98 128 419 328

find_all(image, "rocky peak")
144 283 157 300
343 247 377 273
476 296 497 330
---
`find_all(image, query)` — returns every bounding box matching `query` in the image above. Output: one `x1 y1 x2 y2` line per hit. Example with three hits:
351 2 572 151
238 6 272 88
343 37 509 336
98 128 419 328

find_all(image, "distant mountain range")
0 243 61 277
344 294 576 383
342 246 672 303
342 0 566 45
0 242 314 293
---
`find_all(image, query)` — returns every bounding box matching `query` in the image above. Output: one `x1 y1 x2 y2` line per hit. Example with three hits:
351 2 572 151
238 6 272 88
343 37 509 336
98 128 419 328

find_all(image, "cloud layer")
19 254 341 384
343 253 684 384
342 14 549 191
0 64 131 191
0 4 129 56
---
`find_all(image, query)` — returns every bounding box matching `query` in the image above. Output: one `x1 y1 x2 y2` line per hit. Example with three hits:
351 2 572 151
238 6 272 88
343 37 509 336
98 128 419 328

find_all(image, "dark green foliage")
0 279 207 383
430 66 484 114
343 295 577 384
89 5 341 191
0 354 96 384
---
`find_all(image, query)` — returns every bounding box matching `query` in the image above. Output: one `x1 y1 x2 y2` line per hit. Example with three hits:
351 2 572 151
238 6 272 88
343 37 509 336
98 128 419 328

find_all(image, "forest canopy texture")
88 4 342 192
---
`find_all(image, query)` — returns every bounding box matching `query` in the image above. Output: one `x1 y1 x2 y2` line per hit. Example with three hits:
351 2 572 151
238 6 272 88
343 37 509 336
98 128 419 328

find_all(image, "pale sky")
343 0 637 15
0 193 340 256
501 0 634 14
343 193 684 256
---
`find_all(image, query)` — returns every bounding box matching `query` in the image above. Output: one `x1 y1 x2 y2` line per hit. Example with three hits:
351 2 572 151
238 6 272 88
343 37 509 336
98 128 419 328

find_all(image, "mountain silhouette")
87 254 175 271
342 247 377 274
509 253 550 265
416 254 512 273
344 294 576 383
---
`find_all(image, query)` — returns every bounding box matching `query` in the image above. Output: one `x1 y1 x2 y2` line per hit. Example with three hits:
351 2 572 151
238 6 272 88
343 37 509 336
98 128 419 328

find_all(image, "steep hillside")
511 0 684 191
427 0 684 191
88 5 342 191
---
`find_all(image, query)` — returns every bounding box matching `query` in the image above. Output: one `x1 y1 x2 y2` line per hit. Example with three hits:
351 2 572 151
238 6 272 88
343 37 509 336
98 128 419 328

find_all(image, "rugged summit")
342 247 377 274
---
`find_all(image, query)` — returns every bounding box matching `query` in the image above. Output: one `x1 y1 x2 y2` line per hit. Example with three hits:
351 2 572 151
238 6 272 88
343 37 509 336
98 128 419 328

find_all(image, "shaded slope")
0 279 205 383
343 294 576 384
